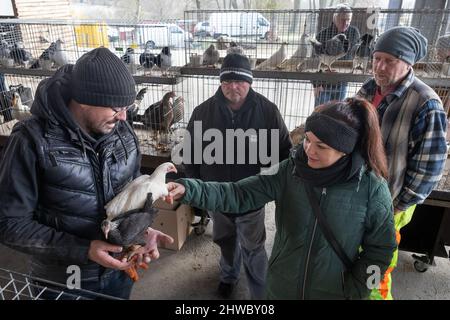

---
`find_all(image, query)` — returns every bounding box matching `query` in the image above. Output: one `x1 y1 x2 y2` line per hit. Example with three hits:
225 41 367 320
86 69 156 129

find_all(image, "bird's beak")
168 166 177 174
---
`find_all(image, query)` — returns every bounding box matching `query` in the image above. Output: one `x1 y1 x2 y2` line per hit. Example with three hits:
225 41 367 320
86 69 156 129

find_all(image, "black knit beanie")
220 53 253 84
305 113 359 154
71 47 136 107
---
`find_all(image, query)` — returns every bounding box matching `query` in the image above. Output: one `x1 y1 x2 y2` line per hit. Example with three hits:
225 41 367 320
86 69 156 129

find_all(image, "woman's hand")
164 182 186 204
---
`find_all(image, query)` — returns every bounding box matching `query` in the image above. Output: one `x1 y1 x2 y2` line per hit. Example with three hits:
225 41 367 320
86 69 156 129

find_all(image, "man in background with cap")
357 26 447 300
183 53 291 299
0 47 172 299
313 4 360 106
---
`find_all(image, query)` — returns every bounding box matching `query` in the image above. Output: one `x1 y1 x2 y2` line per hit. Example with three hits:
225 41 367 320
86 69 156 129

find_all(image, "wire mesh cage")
128 81 188 155
0 18 194 76
0 73 40 127
183 8 450 76
0 267 121 300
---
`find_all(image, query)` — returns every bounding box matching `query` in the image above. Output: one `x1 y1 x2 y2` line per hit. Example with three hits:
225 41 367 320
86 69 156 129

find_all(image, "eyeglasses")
110 103 136 118
221 80 246 86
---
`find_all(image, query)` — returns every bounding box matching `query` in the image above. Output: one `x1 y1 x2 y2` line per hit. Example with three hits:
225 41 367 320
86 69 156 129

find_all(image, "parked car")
208 12 270 39
194 21 212 37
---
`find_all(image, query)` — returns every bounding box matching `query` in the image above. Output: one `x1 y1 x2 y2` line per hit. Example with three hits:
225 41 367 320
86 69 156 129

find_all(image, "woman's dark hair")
314 97 388 179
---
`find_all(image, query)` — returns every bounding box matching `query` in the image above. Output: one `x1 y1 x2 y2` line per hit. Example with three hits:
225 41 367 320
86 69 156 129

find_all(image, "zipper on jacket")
301 187 326 299
302 218 318 299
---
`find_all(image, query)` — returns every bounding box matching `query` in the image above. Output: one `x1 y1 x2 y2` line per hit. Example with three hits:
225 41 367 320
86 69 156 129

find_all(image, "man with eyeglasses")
0 47 172 299
184 53 292 299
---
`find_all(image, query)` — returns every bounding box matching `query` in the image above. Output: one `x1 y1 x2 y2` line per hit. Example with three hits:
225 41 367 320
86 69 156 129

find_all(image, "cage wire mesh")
1 8 450 145
0 267 121 300
184 8 450 75
0 18 192 76
128 81 188 155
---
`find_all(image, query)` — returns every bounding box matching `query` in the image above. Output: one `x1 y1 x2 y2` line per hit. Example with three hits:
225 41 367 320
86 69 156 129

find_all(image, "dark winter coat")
0 65 141 283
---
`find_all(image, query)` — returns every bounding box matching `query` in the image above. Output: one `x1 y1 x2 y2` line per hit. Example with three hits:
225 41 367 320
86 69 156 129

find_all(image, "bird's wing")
255 43 287 70
105 175 151 219
109 210 157 247
324 37 346 56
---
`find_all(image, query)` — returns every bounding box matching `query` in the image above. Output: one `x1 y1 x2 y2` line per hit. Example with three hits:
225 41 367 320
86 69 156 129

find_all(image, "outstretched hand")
164 182 186 204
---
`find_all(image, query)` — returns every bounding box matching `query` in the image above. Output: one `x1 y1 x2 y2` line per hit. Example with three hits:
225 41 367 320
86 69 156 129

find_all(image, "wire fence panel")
0 268 121 300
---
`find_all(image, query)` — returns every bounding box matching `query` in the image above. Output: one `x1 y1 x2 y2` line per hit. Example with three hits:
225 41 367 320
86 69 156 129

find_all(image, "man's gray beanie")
373 26 428 65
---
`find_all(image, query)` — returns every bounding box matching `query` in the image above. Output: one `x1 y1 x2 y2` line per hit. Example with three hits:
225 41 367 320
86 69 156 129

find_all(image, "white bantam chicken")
102 162 177 281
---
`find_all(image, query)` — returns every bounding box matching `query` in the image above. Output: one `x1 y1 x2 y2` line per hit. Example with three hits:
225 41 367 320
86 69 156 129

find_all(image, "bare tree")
230 0 238 9
195 0 201 9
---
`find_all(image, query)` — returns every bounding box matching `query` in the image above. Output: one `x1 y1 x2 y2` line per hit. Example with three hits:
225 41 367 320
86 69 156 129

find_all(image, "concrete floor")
1 201 449 300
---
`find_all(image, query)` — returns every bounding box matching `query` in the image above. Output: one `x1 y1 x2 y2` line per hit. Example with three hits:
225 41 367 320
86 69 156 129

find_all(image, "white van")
209 12 270 39
137 23 192 48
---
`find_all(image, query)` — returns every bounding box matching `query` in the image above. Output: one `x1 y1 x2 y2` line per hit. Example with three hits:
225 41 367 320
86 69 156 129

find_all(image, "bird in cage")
140 91 175 131
156 46 172 76
30 42 54 70
202 44 220 67
351 33 375 74
226 41 245 55
0 40 13 67
276 33 311 71
216 35 232 50
309 33 349 72
127 87 148 126
121 47 138 74
102 162 177 281
9 42 32 67
50 39 68 68
0 40 10 59
121 47 136 64
137 91 184 149
254 42 287 70
139 41 157 69
11 90 31 121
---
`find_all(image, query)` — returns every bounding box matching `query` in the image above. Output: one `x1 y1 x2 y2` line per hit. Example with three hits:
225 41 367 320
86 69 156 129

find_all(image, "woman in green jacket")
166 98 397 299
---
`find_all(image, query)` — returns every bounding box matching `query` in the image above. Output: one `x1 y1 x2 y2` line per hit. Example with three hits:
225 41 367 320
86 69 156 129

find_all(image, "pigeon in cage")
156 46 172 76
11 91 31 121
309 33 350 72
50 39 68 68
121 47 136 65
216 35 231 50
126 87 148 126
226 41 245 55
276 33 311 71
0 40 13 67
139 41 157 69
254 42 287 70
0 40 10 59
351 33 375 74
102 162 177 281
202 44 220 67
30 42 55 69
9 42 32 67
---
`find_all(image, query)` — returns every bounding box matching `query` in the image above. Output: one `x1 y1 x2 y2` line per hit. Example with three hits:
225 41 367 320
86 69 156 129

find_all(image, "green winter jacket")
178 156 397 300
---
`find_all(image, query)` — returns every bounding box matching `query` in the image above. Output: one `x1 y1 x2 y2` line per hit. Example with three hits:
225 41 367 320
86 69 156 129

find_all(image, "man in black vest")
357 27 447 300
0 48 172 299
